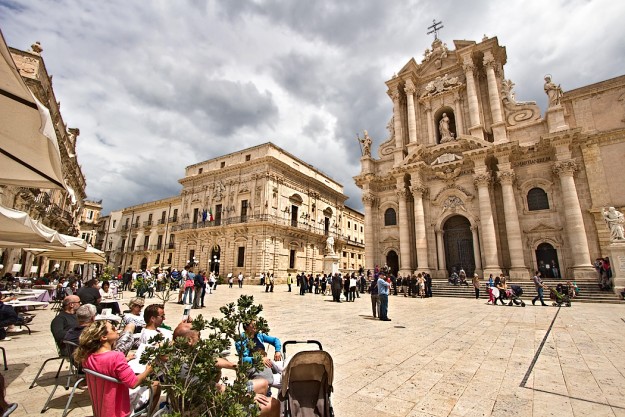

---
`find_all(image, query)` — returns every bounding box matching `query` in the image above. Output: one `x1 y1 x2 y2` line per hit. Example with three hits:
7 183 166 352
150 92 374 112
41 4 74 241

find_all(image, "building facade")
0 42 87 276
108 143 365 279
355 35 625 280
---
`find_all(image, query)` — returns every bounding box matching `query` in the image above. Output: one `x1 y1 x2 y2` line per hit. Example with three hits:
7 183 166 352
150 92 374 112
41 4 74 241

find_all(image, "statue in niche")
439 113 455 143
325 236 335 255
603 206 625 241
358 130 372 156
544 75 563 107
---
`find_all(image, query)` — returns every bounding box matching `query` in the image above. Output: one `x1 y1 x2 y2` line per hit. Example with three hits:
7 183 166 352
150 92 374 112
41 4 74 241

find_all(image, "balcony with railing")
157 218 166 225
143 220 153 228
167 242 176 250
149 244 163 251
121 224 130 231
168 216 178 223
171 213 347 240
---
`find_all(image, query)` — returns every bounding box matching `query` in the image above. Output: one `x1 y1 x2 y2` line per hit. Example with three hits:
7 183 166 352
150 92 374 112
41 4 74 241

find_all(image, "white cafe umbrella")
27 245 106 263
0 205 68 248
0 29 66 189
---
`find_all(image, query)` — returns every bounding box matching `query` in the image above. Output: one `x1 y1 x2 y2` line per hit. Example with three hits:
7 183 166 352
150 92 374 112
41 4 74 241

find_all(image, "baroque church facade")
355 35 625 280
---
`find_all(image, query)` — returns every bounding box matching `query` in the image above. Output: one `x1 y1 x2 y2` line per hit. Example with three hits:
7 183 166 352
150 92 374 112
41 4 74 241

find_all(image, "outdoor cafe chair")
1 403 17 417
0 347 7 371
29 343 66 389
83 368 154 417
40 341 84 417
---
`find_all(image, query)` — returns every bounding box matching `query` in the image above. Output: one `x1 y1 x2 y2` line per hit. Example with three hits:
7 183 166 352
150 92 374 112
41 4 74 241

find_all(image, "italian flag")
209 208 214 222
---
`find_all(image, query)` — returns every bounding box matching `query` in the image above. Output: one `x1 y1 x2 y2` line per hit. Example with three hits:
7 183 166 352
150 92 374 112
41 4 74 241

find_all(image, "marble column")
462 57 483 139
424 101 435 145
391 88 403 149
453 92 464 136
553 161 594 271
498 170 528 276
436 229 446 270
483 51 507 142
411 185 430 272
471 226 482 271
473 172 500 274
396 188 412 275
405 80 417 144
362 193 376 271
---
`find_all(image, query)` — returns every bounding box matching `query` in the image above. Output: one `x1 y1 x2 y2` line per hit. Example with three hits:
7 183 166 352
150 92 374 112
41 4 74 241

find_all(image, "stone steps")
401 279 625 304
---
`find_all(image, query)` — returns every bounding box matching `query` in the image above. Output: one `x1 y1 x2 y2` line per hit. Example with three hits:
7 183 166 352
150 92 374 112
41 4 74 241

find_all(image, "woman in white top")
99 281 121 314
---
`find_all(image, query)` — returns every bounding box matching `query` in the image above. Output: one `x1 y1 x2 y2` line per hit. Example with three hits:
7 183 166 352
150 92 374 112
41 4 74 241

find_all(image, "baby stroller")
279 340 334 417
506 285 526 307
549 285 572 307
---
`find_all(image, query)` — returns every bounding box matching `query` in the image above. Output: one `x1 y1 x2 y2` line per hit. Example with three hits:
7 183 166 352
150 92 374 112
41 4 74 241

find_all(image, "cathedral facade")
355 35 625 280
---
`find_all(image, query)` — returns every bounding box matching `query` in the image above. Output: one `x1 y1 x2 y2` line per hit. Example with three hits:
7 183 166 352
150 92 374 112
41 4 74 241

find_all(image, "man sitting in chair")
50 295 80 350
0 296 32 341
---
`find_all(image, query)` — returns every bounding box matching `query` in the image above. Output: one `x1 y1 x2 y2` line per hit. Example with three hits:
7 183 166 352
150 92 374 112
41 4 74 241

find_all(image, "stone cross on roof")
427 19 444 40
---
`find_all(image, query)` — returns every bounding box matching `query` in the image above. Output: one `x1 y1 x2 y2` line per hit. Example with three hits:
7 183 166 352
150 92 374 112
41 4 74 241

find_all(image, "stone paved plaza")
2 285 625 417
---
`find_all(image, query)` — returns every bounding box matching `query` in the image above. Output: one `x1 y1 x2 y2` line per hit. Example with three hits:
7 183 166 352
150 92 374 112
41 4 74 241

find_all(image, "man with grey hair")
50 295 80 350
63 304 97 345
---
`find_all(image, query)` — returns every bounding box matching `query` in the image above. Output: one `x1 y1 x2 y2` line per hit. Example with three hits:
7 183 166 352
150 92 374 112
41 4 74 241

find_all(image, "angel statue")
603 206 625 240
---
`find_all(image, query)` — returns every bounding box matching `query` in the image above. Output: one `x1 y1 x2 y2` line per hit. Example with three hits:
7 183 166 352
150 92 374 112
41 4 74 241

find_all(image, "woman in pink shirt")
74 321 154 417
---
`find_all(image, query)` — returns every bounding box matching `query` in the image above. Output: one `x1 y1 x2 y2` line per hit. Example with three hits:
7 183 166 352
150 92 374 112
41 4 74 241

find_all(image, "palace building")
102 143 365 278
354 35 625 280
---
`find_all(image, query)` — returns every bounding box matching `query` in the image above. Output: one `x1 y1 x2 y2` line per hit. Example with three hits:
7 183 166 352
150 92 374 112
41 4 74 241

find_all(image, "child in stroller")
549 284 572 307
505 285 526 307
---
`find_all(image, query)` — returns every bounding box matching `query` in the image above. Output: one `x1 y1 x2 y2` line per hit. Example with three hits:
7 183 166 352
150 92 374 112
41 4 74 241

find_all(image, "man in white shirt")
139 303 172 345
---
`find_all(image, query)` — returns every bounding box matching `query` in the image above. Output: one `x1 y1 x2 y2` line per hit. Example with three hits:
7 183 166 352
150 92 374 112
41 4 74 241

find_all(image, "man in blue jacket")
237 321 282 365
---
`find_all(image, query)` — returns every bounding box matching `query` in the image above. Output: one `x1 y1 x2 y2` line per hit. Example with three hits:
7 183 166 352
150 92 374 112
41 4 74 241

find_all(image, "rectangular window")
157 235 163 250
358 254 362 260
121 238 126 251
87 210 93 220
289 249 296 269
193 208 199 224
215 204 222 226
241 200 248 222
143 236 149 250
131 238 136 250
161 211 166 223
220 161 225 168
237 247 245 267
351 253 354 258
155 254 160 264
354 224 357 231
134 216 140 228
172 209 178 222
167 253 172 264
360 226 363 232
148 213 153 223
107 241 112 250
198 168 203 174
112 219 117 228
189 250 195 264
245 154 251 161
348 221 351 228
342 251 346 257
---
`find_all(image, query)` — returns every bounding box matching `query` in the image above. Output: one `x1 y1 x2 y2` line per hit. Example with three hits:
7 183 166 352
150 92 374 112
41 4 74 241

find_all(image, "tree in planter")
141 295 270 417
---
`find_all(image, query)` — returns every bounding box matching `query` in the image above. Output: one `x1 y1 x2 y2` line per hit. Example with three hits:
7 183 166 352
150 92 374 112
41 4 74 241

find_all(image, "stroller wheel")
521 302 526 307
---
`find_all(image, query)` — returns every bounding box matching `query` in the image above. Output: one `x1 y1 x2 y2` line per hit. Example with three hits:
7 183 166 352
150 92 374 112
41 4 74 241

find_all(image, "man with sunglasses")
51 295 80 350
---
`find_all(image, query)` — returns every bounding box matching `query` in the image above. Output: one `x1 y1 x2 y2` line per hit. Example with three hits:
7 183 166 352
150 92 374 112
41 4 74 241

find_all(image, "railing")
171 214 347 240
168 217 178 223
121 224 130 231
149 244 163 251
143 220 153 227
157 218 166 225
167 243 175 249
344 237 365 248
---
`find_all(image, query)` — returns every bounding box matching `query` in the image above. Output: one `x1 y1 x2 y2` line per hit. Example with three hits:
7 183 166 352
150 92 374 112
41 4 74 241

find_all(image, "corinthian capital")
482 51 495 68
462 58 475 73
552 160 578 177
497 170 516 185
362 193 376 206
404 79 416 95
396 190 408 200
387 87 401 102
473 172 491 187
410 185 428 197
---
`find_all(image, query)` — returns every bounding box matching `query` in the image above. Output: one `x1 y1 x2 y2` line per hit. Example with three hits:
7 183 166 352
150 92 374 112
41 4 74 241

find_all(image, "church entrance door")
386 250 399 276
535 243 559 278
443 215 475 277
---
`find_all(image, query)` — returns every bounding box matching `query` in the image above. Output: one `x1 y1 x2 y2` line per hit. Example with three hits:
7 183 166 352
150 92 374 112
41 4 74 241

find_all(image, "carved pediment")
432 185 474 206
524 223 563 234
420 73 462 99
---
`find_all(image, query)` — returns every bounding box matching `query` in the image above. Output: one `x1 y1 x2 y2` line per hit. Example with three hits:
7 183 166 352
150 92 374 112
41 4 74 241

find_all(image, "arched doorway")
140 257 148 271
443 215 475 276
210 245 221 274
535 242 559 278
386 250 399 276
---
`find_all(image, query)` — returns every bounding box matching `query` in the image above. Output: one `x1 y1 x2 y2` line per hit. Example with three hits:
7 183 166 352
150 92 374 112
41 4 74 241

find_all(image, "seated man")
0 299 31 341
139 304 172 345
51 295 80 351
236 321 282 388
173 322 279 417
78 279 101 312
63 304 98 346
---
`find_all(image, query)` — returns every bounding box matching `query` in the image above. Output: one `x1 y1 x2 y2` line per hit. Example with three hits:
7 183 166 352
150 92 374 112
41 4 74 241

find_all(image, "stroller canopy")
280 350 334 399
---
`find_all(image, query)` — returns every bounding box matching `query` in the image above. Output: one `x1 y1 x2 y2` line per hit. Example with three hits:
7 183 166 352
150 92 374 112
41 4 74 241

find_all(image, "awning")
28 245 106 263
0 205 68 248
0 29 66 190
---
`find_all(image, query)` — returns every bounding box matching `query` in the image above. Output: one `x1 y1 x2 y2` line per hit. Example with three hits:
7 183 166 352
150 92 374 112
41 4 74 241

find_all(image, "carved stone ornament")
432 153 462 165
497 170 516 185
378 116 396 157
410 185 428 197
434 166 461 182
442 196 467 213
552 160 578 177
420 74 462 98
422 38 448 64
362 193 376 206
396 190 408 200
473 173 491 187
404 79 417 95
501 79 541 126
214 181 225 201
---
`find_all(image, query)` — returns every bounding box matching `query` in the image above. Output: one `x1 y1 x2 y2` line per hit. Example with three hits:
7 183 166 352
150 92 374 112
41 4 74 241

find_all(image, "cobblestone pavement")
3 285 625 416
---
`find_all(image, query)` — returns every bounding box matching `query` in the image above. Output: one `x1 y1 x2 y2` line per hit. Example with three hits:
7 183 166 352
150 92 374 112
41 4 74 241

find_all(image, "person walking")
377 274 391 321
238 271 244 288
286 273 293 292
532 271 548 306
472 273 480 299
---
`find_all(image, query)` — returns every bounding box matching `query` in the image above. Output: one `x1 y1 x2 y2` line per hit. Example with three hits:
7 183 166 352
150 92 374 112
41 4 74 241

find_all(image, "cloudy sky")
2 0 624 214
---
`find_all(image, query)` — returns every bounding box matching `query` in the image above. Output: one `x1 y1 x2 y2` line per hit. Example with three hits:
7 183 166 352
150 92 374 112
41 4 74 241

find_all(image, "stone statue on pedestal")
544 75 563 107
603 206 625 240
439 113 455 143
359 130 372 157
325 236 335 255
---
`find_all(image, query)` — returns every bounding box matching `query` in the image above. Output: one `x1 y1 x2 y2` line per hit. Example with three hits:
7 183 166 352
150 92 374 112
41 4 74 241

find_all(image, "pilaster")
405 79 417 144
